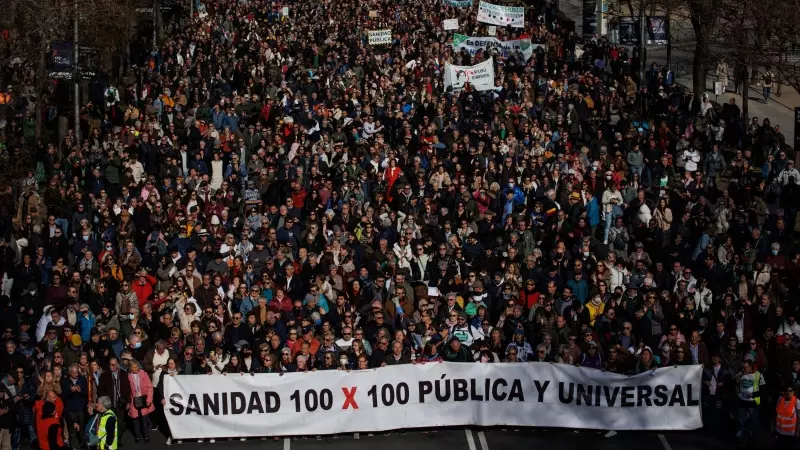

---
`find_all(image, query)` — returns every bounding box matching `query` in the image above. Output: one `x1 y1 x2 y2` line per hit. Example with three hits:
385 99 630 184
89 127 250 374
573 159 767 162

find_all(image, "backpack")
765 72 773 85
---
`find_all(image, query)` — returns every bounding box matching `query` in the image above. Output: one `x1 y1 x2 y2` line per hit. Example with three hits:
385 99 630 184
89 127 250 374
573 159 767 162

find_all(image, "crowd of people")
0 0 799 447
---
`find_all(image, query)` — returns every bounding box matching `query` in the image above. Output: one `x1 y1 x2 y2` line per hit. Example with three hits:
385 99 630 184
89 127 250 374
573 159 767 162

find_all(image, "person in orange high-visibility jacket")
775 386 800 444
33 391 65 450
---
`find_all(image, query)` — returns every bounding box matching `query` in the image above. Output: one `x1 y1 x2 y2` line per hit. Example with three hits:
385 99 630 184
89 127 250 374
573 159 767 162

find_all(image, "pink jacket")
127 370 155 418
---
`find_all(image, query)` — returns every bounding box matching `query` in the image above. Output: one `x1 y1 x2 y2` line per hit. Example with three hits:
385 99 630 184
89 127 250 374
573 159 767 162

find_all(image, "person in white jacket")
392 237 413 270
777 316 800 337
36 305 67 342
681 147 701 172
777 161 800 186
694 279 713 313
601 182 624 244
450 312 484 347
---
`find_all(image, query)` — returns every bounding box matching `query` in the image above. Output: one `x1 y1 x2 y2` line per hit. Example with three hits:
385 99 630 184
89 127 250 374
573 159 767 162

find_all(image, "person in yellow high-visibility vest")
93 396 118 450
775 386 800 445
736 360 764 441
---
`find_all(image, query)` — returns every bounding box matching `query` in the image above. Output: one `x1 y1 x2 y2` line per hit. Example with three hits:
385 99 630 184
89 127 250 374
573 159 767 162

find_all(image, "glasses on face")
508 352 517 356
670 328 678 331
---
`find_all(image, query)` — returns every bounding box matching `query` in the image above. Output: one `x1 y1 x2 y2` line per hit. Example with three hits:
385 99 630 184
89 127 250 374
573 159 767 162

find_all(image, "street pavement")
106 427 771 450
647 46 798 146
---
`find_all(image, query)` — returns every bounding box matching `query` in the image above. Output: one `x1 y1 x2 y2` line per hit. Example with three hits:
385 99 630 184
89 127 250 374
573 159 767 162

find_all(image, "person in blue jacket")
585 190 600 234
77 304 96 343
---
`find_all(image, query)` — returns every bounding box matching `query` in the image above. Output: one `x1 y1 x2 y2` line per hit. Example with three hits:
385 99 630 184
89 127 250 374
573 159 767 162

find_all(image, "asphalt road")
109 427 761 450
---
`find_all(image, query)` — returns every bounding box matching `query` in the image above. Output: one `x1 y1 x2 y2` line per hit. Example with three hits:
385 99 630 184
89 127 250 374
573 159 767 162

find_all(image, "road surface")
111 427 744 450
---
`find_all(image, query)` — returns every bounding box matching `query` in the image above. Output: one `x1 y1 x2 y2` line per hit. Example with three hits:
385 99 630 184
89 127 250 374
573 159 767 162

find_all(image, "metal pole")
153 0 157 51
665 1 671 68
638 0 645 84
190 0 193 22
74 0 80 143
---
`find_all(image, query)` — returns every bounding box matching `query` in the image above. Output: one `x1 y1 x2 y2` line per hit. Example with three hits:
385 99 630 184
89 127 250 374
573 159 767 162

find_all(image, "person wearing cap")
77 304 97 344
450 311 484 348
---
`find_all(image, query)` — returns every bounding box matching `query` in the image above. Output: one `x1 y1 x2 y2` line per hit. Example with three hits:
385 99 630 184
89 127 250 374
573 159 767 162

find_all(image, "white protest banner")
281 6 289 16
368 29 392 45
444 57 495 92
443 19 459 31
164 362 702 439
487 25 497 36
477 1 525 28
445 0 472 6
452 33 541 61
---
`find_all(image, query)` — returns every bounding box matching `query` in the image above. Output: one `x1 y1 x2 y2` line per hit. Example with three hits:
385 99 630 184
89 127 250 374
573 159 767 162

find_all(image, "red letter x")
342 387 359 410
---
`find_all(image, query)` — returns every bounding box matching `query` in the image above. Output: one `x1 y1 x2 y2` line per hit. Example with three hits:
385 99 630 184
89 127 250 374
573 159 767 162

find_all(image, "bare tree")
1 0 137 140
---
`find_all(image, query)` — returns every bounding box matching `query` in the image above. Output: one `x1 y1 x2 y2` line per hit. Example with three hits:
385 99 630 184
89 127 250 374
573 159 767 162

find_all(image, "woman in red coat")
127 360 155 443
384 159 402 203
33 391 65 450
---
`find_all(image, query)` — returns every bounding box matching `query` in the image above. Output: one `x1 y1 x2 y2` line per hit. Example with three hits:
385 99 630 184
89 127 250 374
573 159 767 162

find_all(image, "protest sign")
445 0 472 6
368 29 392 45
443 19 459 31
452 33 539 61
477 1 525 28
444 58 495 92
165 363 703 439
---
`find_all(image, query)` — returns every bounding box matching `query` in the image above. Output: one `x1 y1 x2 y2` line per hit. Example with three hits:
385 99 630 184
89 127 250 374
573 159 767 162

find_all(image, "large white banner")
477 1 525 28
444 58 495 92
368 30 392 45
164 362 702 439
452 34 541 61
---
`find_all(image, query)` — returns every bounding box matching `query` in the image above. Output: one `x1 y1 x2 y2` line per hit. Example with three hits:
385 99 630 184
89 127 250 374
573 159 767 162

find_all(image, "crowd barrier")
163 362 702 438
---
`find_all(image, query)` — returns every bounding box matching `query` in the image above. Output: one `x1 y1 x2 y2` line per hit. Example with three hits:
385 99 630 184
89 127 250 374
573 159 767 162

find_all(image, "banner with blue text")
164 362 703 439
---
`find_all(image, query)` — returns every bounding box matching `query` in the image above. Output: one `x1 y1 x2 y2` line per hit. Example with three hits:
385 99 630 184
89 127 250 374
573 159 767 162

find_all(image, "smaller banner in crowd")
164 363 702 439
368 10 378 18
443 19 459 31
487 25 497 36
445 0 473 6
477 1 525 28
444 57 495 92
368 30 392 45
281 7 289 16
452 33 539 61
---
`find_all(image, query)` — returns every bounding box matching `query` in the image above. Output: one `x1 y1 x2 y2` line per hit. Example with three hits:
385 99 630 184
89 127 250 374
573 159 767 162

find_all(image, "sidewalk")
647 47 797 146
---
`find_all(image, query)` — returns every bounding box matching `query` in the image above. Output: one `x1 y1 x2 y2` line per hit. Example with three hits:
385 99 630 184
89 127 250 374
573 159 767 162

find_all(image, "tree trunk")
34 41 47 141
692 41 706 95
690 16 707 96
742 66 749 124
